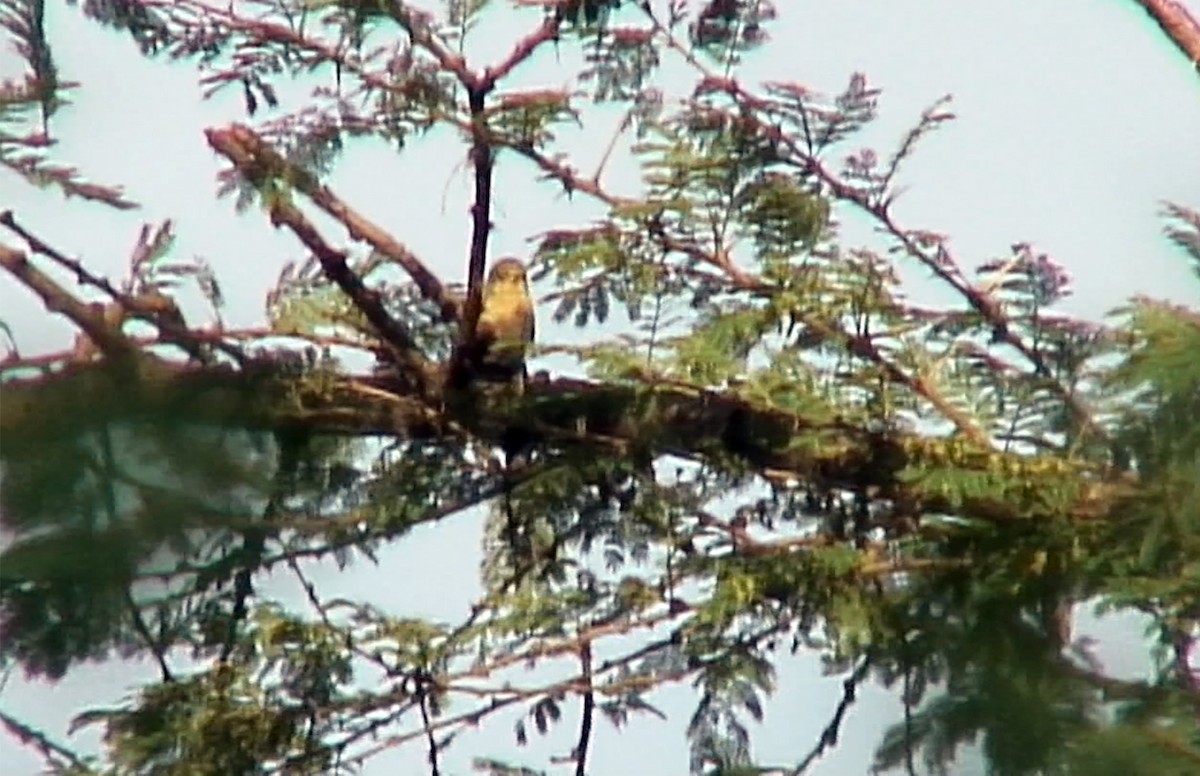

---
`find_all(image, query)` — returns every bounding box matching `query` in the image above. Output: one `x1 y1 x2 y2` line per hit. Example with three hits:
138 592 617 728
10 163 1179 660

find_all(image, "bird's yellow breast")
478 281 534 346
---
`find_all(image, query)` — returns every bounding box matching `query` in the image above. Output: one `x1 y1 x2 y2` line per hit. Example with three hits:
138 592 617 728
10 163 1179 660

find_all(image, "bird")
472 257 535 384
459 258 538 584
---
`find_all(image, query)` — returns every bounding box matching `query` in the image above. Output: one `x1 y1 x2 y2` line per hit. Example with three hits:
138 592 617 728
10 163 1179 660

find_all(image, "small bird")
462 258 538 581
473 257 535 384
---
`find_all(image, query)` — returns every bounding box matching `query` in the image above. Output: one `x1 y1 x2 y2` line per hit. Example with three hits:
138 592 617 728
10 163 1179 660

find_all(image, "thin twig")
0 709 92 773
574 639 594 776
93 418 176 682
124 590 174 683
479 14 563 92
0 210 230 364
790 656 872 775
418 676 443 776
220 427 297 663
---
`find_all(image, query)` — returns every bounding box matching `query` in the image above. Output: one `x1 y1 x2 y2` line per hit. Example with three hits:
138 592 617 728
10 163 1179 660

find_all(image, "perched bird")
473 257 535 383
463 258 537 581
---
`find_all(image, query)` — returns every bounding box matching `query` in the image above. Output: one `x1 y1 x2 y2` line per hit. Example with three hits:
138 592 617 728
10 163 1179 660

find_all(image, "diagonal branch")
479 15 563 93
636 4 1105 444
149 3 460 321
205 125 436 391
0 241 138 360
178 3 561 341
0 710 91 774
703 81 1108 445
384 1 474 88
1132 0 1200 74
1 209 231 364
204 121 458 322
272 203 434 391
790 656 872 775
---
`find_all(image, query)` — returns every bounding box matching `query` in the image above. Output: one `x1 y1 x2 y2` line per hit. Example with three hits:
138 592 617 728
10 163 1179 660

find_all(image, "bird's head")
486 258 528 289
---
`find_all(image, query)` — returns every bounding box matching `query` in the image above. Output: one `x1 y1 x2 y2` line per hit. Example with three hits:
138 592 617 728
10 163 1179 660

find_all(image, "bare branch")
790 657 872 775
480 14 564 92
0 240 138 361
574 640 595 776
0 709 92 774
1132 0 1200 74
1 210 227 364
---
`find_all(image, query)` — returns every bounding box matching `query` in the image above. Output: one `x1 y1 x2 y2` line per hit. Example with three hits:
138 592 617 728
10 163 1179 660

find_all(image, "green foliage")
487 90 580 148
734 173 828 258
94 666 311 775
1093 298 1200 620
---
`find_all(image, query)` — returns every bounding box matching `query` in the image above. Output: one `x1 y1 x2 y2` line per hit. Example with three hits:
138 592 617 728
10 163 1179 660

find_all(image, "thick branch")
1 363 1134 526
0 242 137 360
1133 0 1200 73
271 200 434 389
462 85 495 344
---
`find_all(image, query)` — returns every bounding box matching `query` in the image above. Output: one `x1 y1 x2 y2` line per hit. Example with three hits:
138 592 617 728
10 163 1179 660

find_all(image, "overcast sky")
2 1 1198 775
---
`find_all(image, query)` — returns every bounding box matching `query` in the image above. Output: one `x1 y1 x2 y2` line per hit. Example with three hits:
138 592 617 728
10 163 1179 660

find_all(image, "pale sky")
2 2 1198 775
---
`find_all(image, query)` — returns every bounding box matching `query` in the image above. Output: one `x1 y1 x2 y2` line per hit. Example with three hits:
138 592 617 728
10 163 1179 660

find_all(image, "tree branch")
790 656 871 775
385 1 474 89
509 137 993 445
574 639 594 776
203 123 458 323
461 83 495 347
417 675 442 776
124 589 174 682
205 125 436 392
1 209 226 364
0 240 138 360
1 360 1133 526
1133 0 1200 74
0 710 92 774
479 14 563 93
699 81 1108 444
